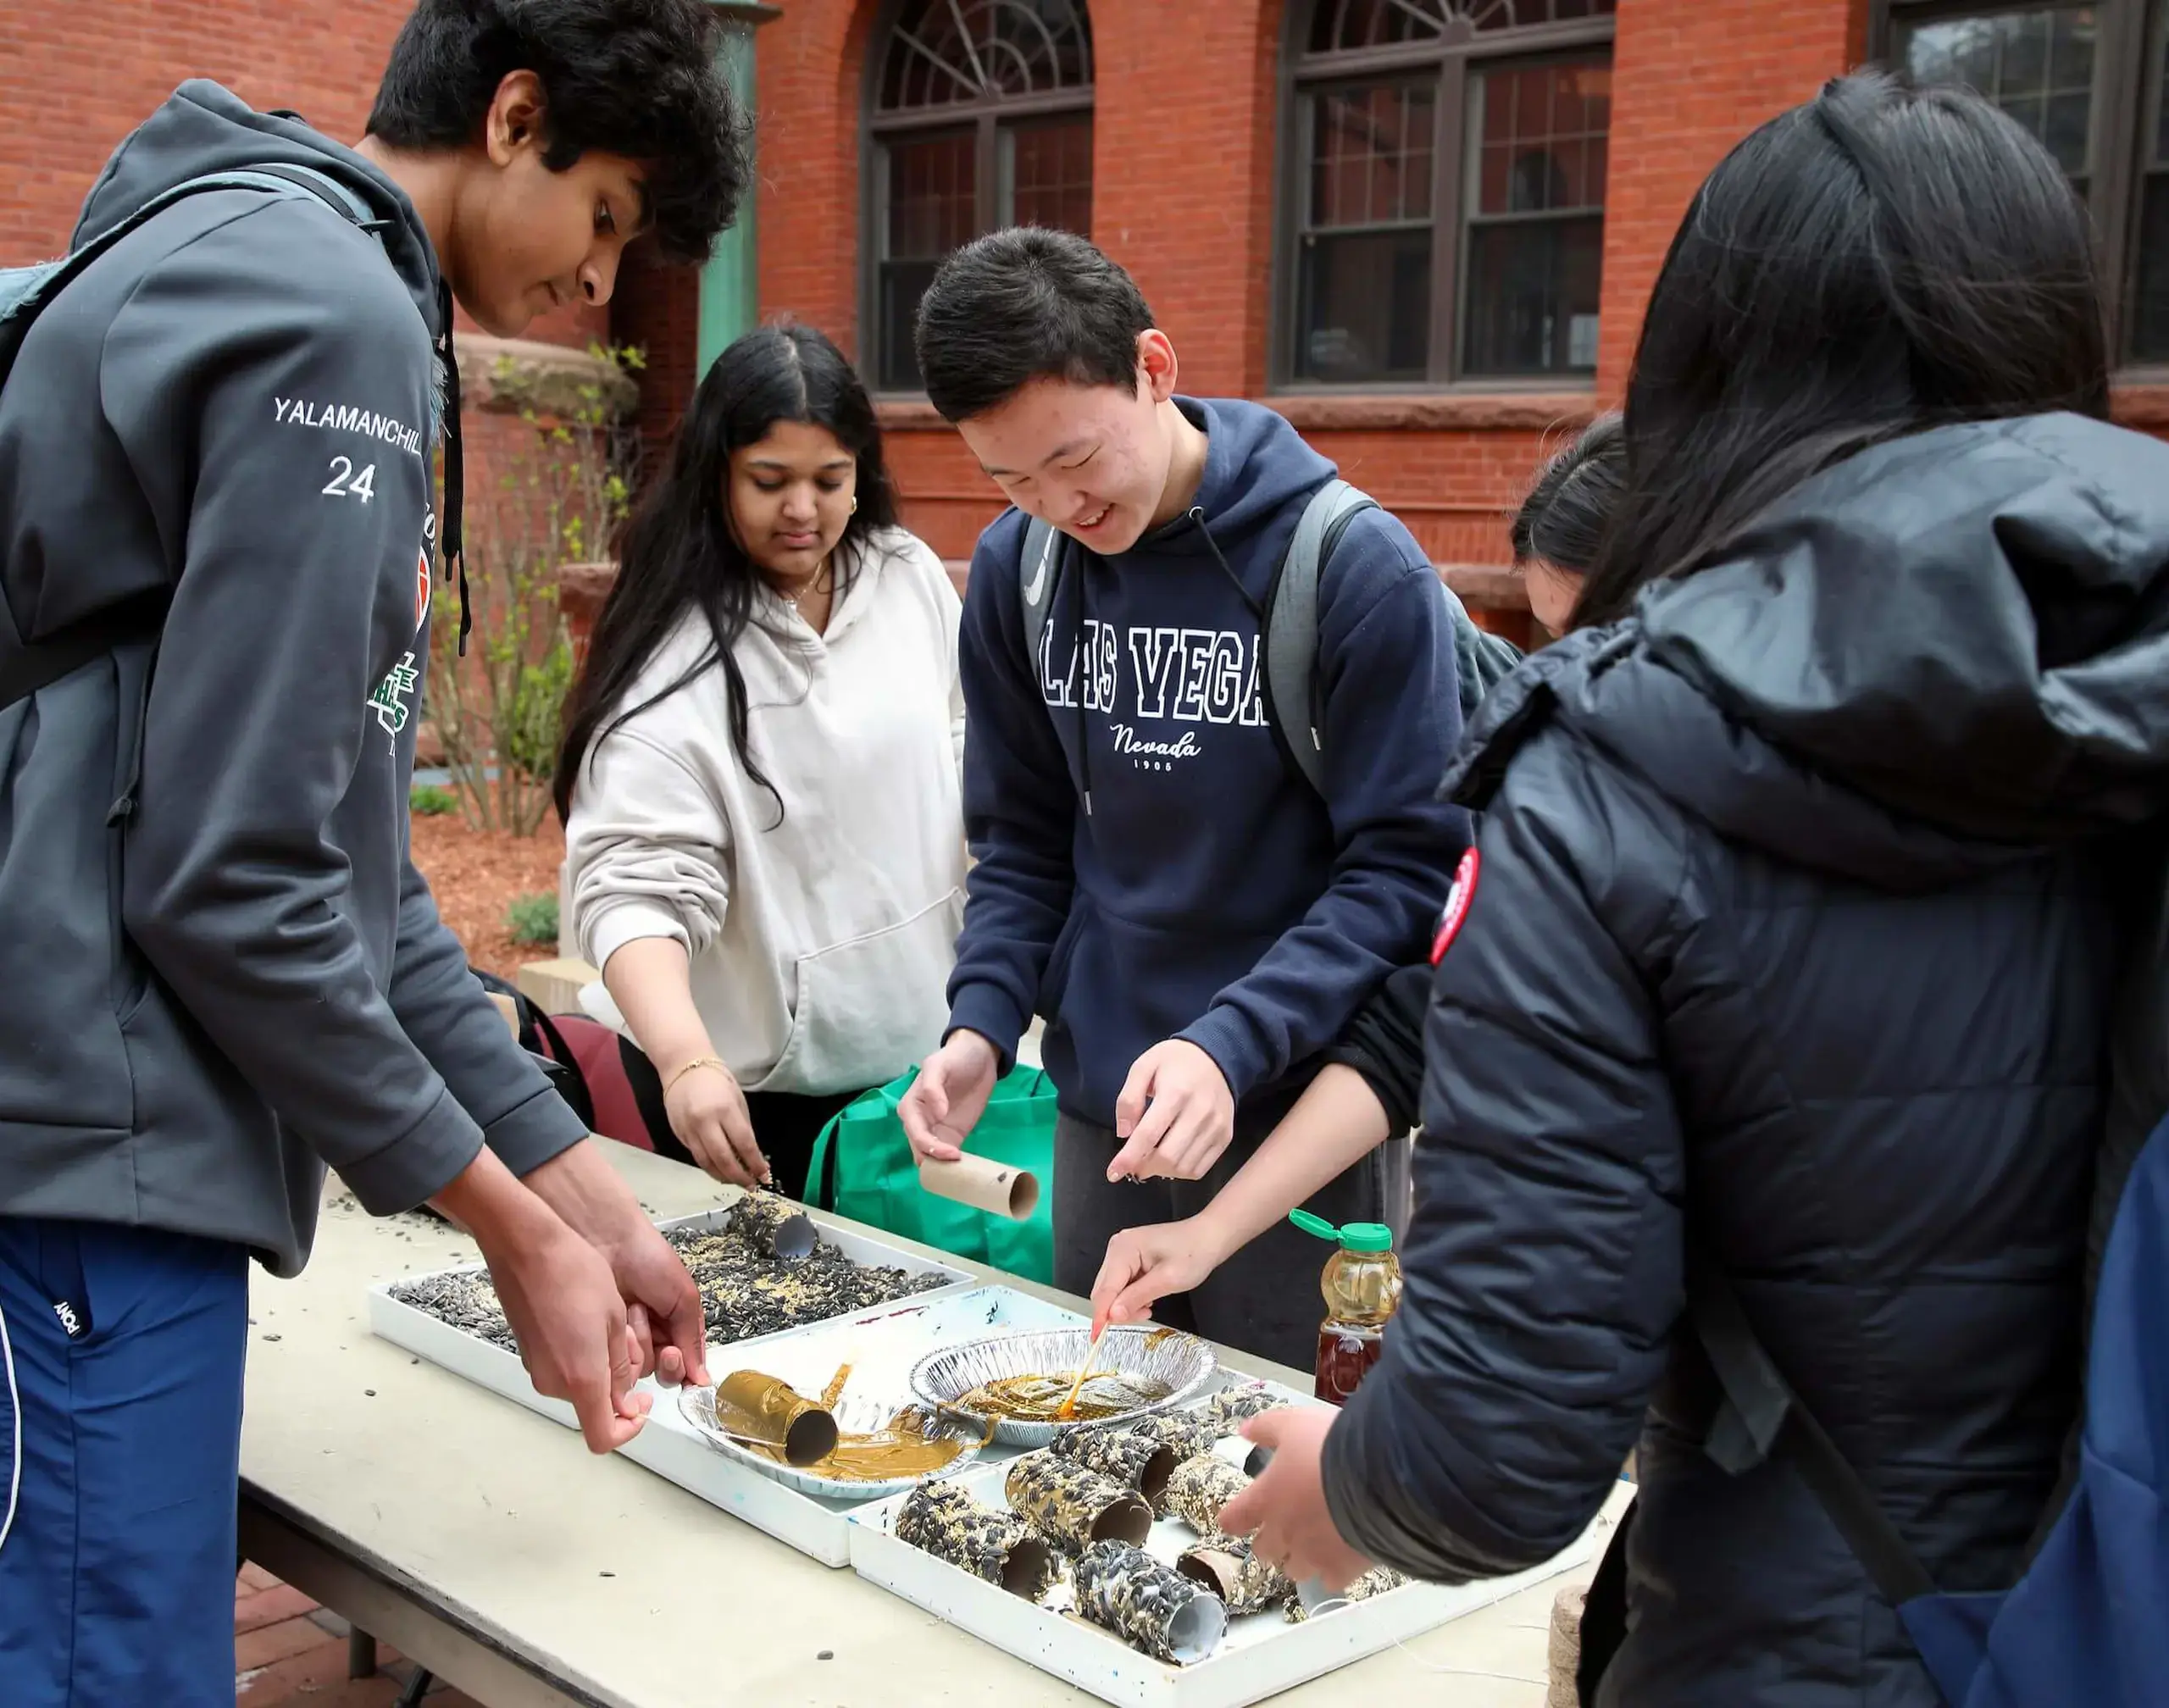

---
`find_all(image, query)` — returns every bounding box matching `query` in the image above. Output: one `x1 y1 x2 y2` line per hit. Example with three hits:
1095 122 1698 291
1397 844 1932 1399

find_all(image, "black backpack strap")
0 165 377 716
1690 1259 1939 1607
0 585 169 714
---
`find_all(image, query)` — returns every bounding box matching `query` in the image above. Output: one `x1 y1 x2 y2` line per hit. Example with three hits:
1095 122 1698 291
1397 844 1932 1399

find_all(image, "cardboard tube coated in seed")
1004 1452 1152 1555
729 1188 818 1260
714 1370 840 1466
896 1480 1059 1601
918 1153 1040 1220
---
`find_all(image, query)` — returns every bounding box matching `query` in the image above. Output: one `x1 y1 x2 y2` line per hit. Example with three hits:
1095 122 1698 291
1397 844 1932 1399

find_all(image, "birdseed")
386 1215 944 1352
896 1480 1060 1600
1074 1540 1227 1666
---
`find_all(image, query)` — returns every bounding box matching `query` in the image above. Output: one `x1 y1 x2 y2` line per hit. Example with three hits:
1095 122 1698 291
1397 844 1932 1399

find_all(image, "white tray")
847 1382 1608 1708
366 1206 984 1566
634 1282 1087 1562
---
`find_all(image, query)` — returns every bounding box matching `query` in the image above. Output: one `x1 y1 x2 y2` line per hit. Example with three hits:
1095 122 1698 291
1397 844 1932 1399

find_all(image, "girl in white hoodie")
554 324 966 1197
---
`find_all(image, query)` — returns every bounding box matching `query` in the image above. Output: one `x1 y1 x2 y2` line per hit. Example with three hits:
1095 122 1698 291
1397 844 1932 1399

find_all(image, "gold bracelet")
664 1055 731 1096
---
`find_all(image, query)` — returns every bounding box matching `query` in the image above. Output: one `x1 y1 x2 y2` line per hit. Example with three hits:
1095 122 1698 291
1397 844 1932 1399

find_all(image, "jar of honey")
1290 1210 1402 1406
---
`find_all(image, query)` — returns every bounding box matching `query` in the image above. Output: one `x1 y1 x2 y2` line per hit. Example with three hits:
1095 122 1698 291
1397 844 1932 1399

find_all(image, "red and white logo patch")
1430 846 1480 966
414 547 433 631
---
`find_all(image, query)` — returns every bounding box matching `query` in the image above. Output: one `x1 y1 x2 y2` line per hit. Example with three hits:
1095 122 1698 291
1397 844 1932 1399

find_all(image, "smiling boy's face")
955 331 1181 557
443 71 649 338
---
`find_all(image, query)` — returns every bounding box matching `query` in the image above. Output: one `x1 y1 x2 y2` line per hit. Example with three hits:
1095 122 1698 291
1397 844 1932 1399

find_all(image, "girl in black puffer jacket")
1228 71 2169 1707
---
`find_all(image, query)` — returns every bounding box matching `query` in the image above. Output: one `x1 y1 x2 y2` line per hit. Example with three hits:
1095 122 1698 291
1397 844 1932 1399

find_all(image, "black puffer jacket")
1320 414 2169 1706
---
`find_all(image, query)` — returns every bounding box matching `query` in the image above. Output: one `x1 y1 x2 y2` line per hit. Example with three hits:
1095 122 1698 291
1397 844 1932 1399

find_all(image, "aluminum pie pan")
676 1386 987 1500
907 1325 1218 1448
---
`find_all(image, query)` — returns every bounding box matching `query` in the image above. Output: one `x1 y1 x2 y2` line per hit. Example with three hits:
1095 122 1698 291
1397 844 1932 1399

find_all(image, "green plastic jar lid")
1290 1209 1395 1252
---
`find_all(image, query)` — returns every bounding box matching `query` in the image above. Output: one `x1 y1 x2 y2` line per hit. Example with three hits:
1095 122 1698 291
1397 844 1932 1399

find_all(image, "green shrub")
507 891 560 948
409 783 458 817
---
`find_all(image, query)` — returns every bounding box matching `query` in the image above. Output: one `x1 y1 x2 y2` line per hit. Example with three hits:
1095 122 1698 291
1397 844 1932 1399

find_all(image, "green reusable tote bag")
806 1064 1057 1284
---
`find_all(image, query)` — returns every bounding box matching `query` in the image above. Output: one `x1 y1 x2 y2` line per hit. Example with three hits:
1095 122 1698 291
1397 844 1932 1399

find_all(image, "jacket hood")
1126 397 1337 591
76 80 441 339
1456 414 2169 890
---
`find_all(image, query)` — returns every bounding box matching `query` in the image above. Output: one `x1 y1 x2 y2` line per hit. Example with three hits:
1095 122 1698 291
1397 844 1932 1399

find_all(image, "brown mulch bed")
408 811 566 979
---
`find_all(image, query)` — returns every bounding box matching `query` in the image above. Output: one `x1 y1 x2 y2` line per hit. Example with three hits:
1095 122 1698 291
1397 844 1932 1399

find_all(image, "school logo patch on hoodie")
366 510 432 749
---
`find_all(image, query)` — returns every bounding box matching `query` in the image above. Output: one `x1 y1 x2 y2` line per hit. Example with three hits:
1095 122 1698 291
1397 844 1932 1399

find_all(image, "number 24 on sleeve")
323 457 376 502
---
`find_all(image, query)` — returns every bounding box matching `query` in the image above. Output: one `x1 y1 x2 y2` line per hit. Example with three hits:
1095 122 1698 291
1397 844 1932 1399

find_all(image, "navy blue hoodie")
948 397 1467 1125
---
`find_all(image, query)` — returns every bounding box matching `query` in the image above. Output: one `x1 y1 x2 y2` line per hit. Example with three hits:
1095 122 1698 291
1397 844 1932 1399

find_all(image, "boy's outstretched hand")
1108 1040 1234 1182
901 1030 1001 1164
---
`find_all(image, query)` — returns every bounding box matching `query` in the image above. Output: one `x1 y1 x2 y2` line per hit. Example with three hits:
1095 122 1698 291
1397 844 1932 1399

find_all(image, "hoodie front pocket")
754 889 963 1096
0 657 140 1132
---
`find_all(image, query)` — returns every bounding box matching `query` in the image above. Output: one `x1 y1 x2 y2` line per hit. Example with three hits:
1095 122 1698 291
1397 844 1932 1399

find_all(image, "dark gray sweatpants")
1053 1110 1411 1373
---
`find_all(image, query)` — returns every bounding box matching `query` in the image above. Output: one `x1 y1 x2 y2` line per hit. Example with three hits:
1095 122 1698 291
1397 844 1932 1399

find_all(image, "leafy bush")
506 890 560 949
409 783 458 817
429 343 641 834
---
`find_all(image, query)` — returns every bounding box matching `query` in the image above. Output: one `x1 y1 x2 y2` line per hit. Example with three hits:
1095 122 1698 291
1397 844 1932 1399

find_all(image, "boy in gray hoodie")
0 4 743 1700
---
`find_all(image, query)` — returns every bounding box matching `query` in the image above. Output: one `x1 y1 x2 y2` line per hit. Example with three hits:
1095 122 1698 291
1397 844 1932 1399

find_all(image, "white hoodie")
564 524 967 1096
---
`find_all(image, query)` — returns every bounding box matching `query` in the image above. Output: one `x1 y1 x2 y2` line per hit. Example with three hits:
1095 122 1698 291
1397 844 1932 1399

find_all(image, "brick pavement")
235 1566 483 1707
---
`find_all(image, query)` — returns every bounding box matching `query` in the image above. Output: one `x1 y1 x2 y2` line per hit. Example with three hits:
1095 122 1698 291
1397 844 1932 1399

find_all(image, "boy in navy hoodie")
901 230 1467 1368
0 4 741 1700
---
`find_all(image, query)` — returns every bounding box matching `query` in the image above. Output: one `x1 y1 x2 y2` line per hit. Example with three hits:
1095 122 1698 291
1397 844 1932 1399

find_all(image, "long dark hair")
1512 413 1624 576
1573 70 2107 630
552 321 899 824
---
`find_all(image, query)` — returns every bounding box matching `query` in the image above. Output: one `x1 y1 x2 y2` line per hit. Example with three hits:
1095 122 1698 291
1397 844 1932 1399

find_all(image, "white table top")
241 1143 1597 1708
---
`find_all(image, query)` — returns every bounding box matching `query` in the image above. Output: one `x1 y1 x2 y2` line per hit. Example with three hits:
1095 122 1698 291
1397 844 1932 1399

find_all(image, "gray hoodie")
0 81 587 1275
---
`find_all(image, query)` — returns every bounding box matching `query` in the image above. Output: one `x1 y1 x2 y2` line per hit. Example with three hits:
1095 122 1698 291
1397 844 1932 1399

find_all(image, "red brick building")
10 0 2169 645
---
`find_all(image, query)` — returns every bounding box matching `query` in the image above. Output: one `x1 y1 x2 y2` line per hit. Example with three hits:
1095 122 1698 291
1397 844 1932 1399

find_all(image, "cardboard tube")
714 1370 839 1466
918 1154 1040 1221
896 1481 1059 1601
1176 1533 1294 1616
1005 1452 1151 1554
729 1190 818 1260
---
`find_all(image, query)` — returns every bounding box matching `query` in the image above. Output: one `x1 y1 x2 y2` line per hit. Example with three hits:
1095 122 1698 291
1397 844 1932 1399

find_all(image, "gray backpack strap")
1018 513 1061 691
1265 478 1374 798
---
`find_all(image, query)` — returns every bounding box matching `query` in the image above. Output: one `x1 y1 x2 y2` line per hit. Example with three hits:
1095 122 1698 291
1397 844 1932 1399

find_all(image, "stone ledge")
1270 392 1602 433
874 398 954 432
457 333 640 420
558 559 619 624
2112 381 2169 430
1441 563 1529 612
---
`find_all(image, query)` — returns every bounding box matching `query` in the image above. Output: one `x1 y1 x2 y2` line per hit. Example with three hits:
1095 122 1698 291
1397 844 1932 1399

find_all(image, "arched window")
1281 0 1615 388
866 0 1095 392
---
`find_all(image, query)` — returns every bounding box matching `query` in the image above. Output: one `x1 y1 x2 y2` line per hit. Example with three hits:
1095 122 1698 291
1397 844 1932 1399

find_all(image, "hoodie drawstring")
1188 505 1261 623
436 277 470 657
